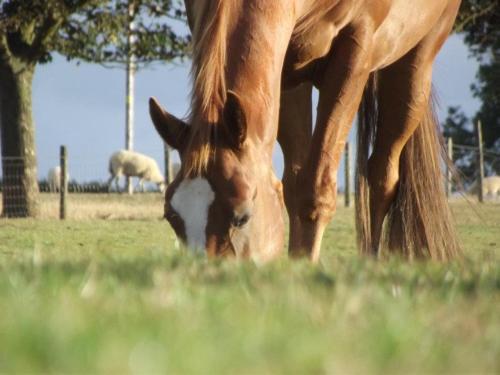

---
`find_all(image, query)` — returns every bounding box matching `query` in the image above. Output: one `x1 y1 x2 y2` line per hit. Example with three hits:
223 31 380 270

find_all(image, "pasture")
0 194 499 373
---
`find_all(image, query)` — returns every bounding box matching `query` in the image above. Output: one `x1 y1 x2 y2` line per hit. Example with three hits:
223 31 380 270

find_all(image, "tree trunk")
0 61 39 217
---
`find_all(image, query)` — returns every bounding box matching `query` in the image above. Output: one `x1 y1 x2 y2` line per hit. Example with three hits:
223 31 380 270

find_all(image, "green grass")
0 201 499 374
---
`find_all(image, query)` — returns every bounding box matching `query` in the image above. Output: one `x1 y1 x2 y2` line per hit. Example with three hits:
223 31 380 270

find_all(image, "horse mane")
184 0 229 177
183 0 341 177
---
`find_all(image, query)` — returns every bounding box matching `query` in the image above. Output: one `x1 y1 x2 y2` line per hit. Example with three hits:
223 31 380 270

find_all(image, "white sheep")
107 150 166 193
468 176 500 199
47 166 69 192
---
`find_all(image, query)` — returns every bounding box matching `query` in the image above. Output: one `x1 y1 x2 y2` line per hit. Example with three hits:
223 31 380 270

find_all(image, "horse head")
149 93 285 261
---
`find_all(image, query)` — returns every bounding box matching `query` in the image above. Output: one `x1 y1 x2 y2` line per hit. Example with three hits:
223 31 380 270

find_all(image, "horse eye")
231 212 251 228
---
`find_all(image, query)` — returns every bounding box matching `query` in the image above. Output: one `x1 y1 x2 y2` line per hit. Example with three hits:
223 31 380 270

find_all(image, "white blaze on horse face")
170 177 215 252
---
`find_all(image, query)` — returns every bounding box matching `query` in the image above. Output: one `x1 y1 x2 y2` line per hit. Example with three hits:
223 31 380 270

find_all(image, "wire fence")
450 141 500 198
453 144 500 182
0 157 33 217
0 148 168 220
0 163 165 193
1 140 498 219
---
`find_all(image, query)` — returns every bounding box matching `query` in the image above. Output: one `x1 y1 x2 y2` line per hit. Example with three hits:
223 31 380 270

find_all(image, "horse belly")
283 40 327 87
283 21 344 88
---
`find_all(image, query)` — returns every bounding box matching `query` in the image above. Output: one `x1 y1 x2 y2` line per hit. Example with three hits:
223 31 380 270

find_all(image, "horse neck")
189 1 301 146
224 3 299 144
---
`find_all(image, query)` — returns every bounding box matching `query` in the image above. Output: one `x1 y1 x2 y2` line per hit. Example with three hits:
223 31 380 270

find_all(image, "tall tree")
0 0 188 217
444 0 500 181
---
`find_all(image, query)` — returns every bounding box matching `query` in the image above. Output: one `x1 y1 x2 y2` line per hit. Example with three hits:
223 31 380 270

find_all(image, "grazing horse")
149 0 461 262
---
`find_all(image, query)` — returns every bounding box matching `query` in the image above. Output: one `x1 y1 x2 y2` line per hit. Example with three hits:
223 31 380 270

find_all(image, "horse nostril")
231 212 250 228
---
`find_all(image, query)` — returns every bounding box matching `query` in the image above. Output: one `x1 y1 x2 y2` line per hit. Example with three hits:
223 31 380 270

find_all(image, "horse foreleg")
296 26 372 262
277 83 313 256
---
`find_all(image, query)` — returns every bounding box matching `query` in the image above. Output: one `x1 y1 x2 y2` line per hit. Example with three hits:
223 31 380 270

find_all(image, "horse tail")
386 90 461 260
355 74 461 260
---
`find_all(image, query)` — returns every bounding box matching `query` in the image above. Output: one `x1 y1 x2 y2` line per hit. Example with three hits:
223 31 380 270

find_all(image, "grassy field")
0 195 499 374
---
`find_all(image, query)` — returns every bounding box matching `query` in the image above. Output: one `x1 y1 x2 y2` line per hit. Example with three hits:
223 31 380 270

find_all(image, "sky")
28 34 480 188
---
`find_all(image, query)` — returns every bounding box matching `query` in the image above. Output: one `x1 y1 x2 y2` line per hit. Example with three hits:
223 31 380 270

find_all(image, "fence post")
125 0 136 195
446 137 453 198
344 142 351 207
476 120 485 203
59 145 67 219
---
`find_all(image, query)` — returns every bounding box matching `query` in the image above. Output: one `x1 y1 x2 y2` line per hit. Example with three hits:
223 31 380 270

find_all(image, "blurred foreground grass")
0 200 499 373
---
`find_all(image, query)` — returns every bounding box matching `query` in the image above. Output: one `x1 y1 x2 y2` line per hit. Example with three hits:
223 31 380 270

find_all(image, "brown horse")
149 0 461 262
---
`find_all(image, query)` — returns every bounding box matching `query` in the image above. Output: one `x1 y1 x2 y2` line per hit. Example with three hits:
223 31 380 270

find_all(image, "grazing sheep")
47 166 69 192
108 150 165 193
468 176 500 199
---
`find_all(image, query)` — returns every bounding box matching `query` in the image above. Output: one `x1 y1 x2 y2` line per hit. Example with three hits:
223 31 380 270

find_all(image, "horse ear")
149 97 189 150
223 90 247 150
